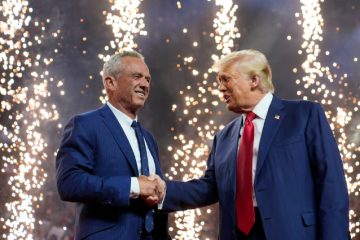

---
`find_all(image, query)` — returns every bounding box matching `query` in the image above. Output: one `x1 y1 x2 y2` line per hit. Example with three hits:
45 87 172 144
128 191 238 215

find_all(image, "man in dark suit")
158 50 349 240
56 50 169 240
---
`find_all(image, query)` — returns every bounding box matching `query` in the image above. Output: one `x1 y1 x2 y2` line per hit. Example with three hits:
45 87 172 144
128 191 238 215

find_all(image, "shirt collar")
107 102 138 129
242 92 273 124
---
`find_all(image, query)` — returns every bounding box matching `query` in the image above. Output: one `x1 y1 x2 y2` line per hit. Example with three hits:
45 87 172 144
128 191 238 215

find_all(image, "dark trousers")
237 208 267 240
141 236 153 240
140 227 154 240
141 233 154 240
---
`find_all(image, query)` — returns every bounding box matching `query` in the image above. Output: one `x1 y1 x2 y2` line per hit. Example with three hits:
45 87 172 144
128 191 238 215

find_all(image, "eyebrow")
217 73 229 80
132 72 151 79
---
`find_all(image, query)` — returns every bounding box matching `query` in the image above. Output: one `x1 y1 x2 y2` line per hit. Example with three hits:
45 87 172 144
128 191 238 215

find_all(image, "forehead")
218 62 240 77
121 57 150 74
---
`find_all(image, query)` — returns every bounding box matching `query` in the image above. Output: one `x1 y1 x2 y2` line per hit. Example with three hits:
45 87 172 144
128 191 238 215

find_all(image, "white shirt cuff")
129 177 140 199
157 188 166 209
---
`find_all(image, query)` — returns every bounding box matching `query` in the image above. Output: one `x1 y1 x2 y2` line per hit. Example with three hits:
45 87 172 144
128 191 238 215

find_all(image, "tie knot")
131 120 139 129
246 112 256 122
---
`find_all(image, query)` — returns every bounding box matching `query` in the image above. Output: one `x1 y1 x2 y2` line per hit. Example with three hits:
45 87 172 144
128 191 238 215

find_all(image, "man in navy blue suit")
158 50 349 240
56 50 169 240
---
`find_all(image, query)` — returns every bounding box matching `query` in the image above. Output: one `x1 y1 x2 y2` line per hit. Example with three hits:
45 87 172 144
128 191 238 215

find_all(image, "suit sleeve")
56 116 131 206
162 135 219 212
305 103 349 240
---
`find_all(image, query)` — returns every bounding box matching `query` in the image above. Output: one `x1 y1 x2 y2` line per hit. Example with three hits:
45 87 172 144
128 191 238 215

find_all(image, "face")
105 56 151 116
217 62 256 114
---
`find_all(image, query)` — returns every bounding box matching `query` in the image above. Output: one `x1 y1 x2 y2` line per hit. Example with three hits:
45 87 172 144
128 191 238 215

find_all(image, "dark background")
1 0 360 239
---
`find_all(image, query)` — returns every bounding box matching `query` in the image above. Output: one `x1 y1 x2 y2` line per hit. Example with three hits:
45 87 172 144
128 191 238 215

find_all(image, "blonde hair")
212 49 274 93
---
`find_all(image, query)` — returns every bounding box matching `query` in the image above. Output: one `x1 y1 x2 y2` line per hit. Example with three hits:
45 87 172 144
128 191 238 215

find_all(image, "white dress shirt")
107 102 156 199
238 92 273 207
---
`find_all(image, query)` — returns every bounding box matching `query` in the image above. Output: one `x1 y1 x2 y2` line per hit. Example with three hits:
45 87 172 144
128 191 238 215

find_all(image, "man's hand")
138 175 159 206
138 174 166 207
147 174 166 204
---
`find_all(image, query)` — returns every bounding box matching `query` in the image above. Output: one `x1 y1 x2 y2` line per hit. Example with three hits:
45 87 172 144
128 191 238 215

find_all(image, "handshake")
138 174 166 207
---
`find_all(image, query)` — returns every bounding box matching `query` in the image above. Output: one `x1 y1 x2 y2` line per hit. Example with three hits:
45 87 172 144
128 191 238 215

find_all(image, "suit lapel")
255 96 285 182
98 104 139 177
229 116 243 194
142 128 164 179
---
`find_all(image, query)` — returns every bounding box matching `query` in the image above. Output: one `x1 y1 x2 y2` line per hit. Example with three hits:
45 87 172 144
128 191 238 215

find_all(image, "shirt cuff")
157 188 166 210
129 177 140 199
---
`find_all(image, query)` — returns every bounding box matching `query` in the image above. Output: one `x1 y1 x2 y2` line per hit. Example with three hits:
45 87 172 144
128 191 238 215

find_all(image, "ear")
103 76 117 91
250 74 261 89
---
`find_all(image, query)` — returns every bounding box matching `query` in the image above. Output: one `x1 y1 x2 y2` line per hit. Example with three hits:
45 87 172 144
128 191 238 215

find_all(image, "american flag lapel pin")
275 115 280 120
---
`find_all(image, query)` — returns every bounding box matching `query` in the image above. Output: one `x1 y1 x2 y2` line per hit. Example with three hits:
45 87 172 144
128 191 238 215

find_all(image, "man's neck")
241 92 268 114
108 100 137 120
252 92 268 108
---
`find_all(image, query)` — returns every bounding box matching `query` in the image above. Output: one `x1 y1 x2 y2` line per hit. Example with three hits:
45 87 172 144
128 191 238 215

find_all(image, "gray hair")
102 50 144 80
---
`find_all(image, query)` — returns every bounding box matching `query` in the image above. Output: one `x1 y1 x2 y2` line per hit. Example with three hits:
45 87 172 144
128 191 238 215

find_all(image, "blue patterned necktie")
131 121 154 233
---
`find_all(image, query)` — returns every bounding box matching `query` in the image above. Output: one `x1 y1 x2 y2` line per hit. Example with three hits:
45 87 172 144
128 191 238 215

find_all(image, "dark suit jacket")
163 96 349 240
56 104 169 240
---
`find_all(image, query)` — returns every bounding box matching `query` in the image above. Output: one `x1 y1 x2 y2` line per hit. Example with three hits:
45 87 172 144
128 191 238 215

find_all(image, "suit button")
138 229 142 234
233 199 235 203
233 229 236 235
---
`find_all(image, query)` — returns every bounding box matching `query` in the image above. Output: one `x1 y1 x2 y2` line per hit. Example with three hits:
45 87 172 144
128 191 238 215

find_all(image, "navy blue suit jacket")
56 104 169 240
163 96 349 240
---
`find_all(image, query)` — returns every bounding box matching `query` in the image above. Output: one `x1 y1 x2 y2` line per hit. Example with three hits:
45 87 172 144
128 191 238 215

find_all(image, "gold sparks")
297 0 358 237
0 1 62 239
167 1 240 239
212 1 240 60
99 0 146 104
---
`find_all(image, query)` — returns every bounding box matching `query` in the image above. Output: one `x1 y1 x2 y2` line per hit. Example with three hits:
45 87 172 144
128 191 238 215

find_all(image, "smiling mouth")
224 95 231 103
135 91 145 97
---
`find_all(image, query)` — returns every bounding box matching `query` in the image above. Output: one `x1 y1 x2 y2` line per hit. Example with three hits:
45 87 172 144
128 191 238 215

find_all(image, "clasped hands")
138 174 166 207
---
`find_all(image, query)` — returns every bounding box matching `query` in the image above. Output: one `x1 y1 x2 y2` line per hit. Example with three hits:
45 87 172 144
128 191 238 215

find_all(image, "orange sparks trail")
98 0 147 104
0 0 63 239
297 0 358 237
1 0 355 239
168 1 240 239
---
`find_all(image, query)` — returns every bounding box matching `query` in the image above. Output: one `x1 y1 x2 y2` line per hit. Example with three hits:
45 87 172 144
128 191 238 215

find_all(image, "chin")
226 104 242 114
226 104 235 112
135 100 145 108
134 102 144 109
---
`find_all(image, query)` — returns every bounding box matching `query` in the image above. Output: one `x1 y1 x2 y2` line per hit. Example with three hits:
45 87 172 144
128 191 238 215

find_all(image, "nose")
218 81 226 92
139 78 150 90
143 80 150 87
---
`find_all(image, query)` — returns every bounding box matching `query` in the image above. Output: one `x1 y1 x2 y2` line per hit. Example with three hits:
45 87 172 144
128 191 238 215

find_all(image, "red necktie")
236 112 256 235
